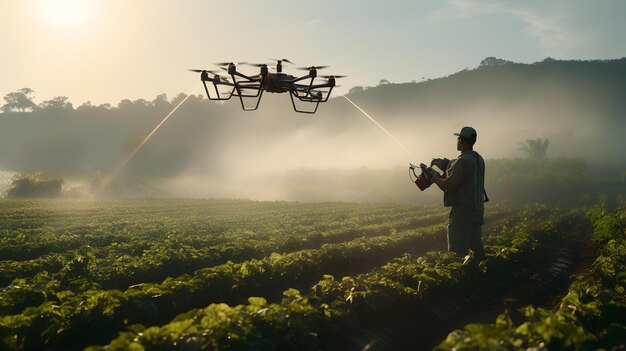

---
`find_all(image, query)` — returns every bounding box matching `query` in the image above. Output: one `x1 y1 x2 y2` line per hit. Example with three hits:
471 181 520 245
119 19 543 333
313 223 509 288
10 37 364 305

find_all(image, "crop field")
0 199 624 350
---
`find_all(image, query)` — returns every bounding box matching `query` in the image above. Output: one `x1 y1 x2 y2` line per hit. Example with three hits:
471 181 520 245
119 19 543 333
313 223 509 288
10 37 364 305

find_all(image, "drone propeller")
188 69 220 74
268 58 293 64
247 59 292 69
214 62 247 67
320 75 347 79
297 65 329 71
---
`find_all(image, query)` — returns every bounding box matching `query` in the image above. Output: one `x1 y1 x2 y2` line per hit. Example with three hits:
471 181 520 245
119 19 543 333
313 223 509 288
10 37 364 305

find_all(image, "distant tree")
7 175 64 198
378 79 391 86
348 86 364 94
479 57 512 67
77 101 98 113
39 96 74 111
117 99 134 110
77 101 115 114
152 93 170 110
2 88 38 113
171 93 189 106
518 138 550 159
133 98 150 107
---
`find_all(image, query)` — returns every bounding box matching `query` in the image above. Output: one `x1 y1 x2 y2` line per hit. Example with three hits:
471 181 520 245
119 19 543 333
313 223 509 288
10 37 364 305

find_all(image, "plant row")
0 206 459 318
0 200 448 289
0 224 444 350
83 206 571 351
0 199 431 261
0 206 523 350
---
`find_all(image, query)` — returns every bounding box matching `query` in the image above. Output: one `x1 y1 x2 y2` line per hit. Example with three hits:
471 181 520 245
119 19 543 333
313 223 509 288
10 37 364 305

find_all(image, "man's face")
456 137 462 151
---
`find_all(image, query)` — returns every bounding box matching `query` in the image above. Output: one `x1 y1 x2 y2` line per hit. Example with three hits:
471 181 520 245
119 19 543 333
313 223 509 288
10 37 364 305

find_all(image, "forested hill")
0 57 625 178
341 57 626 121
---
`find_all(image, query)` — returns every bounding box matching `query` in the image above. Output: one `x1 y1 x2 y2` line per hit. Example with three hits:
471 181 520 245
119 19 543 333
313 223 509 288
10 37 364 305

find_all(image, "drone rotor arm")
290 74 315 83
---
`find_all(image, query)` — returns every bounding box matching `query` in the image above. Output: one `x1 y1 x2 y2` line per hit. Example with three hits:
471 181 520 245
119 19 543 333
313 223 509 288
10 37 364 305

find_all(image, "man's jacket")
438 151 486 223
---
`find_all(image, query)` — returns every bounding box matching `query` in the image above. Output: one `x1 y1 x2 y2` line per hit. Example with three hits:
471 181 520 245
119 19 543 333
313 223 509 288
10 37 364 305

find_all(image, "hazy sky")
1 0 624 106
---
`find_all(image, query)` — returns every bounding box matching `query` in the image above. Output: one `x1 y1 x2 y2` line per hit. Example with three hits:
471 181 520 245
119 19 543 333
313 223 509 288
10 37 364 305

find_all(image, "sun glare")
33 0 96 30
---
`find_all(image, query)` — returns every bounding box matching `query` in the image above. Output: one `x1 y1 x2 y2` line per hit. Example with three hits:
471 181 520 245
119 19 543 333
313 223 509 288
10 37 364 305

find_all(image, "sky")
1 0 625 106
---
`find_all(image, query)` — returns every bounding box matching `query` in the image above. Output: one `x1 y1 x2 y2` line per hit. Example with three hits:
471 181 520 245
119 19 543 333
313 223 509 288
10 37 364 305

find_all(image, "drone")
189 59 346 114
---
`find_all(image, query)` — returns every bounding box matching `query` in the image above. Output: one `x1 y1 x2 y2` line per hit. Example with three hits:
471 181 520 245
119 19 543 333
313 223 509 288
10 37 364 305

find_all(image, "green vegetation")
0 199 444 349
6 175 64 198
0 199 620 350
87 206 585 350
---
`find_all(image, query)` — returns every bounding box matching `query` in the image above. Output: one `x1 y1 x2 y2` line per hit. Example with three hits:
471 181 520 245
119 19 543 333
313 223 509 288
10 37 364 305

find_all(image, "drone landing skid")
289 93 321 114
202 81 235 101
236 90 264 111
233 78 265 111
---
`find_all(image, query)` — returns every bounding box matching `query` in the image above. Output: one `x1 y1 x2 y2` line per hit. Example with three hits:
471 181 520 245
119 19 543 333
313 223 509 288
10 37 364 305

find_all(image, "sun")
33 0 97 30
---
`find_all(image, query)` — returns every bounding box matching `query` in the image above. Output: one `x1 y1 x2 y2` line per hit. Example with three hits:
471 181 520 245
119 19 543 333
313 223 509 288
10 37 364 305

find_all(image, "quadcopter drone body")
190 59 345 114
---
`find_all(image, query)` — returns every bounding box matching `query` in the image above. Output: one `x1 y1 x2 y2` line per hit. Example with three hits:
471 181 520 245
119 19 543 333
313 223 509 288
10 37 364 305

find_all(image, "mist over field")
1 58 625 204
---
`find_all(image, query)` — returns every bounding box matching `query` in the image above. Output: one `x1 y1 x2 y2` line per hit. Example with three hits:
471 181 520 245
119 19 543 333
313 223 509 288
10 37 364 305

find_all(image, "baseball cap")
453 126 477 141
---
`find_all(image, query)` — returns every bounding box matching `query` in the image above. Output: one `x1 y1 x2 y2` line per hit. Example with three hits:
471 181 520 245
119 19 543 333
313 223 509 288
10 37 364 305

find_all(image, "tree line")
1 87 187 114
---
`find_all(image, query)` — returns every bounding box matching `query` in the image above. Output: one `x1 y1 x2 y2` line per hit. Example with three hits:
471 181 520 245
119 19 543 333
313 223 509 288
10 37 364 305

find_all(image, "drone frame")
198 63 338 114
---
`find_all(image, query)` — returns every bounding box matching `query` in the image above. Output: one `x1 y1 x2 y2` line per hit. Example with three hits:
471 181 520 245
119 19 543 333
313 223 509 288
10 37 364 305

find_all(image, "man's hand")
420 164 441 182
430 158 450 172
429 170 443 184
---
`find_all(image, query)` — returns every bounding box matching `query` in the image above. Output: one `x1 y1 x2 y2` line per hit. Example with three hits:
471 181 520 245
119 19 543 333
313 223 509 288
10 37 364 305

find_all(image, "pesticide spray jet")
98 59 406 196
189 59 346 114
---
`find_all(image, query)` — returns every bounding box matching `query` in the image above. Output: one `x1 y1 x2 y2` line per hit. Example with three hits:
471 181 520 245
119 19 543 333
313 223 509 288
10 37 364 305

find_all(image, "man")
430 127 487 259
